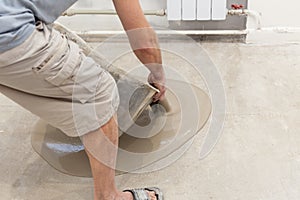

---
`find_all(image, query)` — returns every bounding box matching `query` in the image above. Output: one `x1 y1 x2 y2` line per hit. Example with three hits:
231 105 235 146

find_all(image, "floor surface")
1 33 300 199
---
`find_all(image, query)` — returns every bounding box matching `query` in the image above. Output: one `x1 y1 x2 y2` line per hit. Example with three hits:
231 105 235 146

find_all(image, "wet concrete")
1 33 300 199
30 80 211 177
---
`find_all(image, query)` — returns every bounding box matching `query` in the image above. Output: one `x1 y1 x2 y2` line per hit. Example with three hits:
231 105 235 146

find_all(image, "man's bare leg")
82 115 157 200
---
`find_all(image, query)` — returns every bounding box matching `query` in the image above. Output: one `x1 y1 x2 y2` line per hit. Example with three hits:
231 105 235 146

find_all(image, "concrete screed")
0 33 300 199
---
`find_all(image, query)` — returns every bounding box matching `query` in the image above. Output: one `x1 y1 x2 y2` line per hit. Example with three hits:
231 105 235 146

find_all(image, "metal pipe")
75 30 248 36
63 9 166 16
62 8 260 39
63 8 261 29
228 9 262 30
74 30 248 42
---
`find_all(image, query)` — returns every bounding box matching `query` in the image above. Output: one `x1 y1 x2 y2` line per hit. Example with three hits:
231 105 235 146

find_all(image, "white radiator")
167 0 227 21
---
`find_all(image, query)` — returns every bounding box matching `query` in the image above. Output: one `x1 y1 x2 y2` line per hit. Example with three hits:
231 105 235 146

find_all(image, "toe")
122 191 134 200
147 191 157 200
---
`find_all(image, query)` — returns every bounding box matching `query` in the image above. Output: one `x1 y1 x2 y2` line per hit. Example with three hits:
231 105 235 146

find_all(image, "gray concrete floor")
1 35 300 200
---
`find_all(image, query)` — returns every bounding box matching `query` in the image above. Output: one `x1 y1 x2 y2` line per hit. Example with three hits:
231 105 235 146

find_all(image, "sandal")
123 187 163 200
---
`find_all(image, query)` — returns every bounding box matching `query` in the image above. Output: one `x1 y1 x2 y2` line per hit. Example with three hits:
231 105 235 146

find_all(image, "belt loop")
35 21 44 31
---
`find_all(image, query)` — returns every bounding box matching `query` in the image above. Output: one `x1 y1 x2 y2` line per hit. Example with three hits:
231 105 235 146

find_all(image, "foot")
118 191 157 200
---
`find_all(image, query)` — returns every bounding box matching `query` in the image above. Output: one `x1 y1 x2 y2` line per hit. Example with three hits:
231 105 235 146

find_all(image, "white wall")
248 0 300 28
59 0 300 33
75 0 166 9
64 0 300 29
58 0 168 31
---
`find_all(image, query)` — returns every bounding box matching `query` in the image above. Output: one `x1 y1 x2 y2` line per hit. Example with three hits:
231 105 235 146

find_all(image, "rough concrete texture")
1 36 300 200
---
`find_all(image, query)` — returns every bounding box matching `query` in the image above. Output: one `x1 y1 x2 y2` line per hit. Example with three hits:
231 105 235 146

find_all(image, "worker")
0 0 166 200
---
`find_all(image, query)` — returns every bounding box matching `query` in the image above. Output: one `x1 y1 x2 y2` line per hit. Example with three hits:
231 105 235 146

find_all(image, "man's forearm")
113 0 165 100
128 28 163 74
112 0 163 73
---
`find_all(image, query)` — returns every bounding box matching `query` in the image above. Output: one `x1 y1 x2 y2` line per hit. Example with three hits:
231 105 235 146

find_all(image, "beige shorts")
0 22 119 137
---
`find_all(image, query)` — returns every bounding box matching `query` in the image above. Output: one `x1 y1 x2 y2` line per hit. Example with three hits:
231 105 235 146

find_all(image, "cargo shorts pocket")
32 36 104 104
68 53 106 104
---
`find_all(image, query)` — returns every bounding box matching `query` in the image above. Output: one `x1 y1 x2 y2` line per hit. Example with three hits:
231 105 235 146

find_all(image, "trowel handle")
149 83 171 113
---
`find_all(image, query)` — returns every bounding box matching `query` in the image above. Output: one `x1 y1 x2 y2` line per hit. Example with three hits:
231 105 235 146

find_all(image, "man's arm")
112 0 165 101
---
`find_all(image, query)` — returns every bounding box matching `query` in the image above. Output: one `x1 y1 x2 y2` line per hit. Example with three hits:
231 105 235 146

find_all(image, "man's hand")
148 69 166 102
